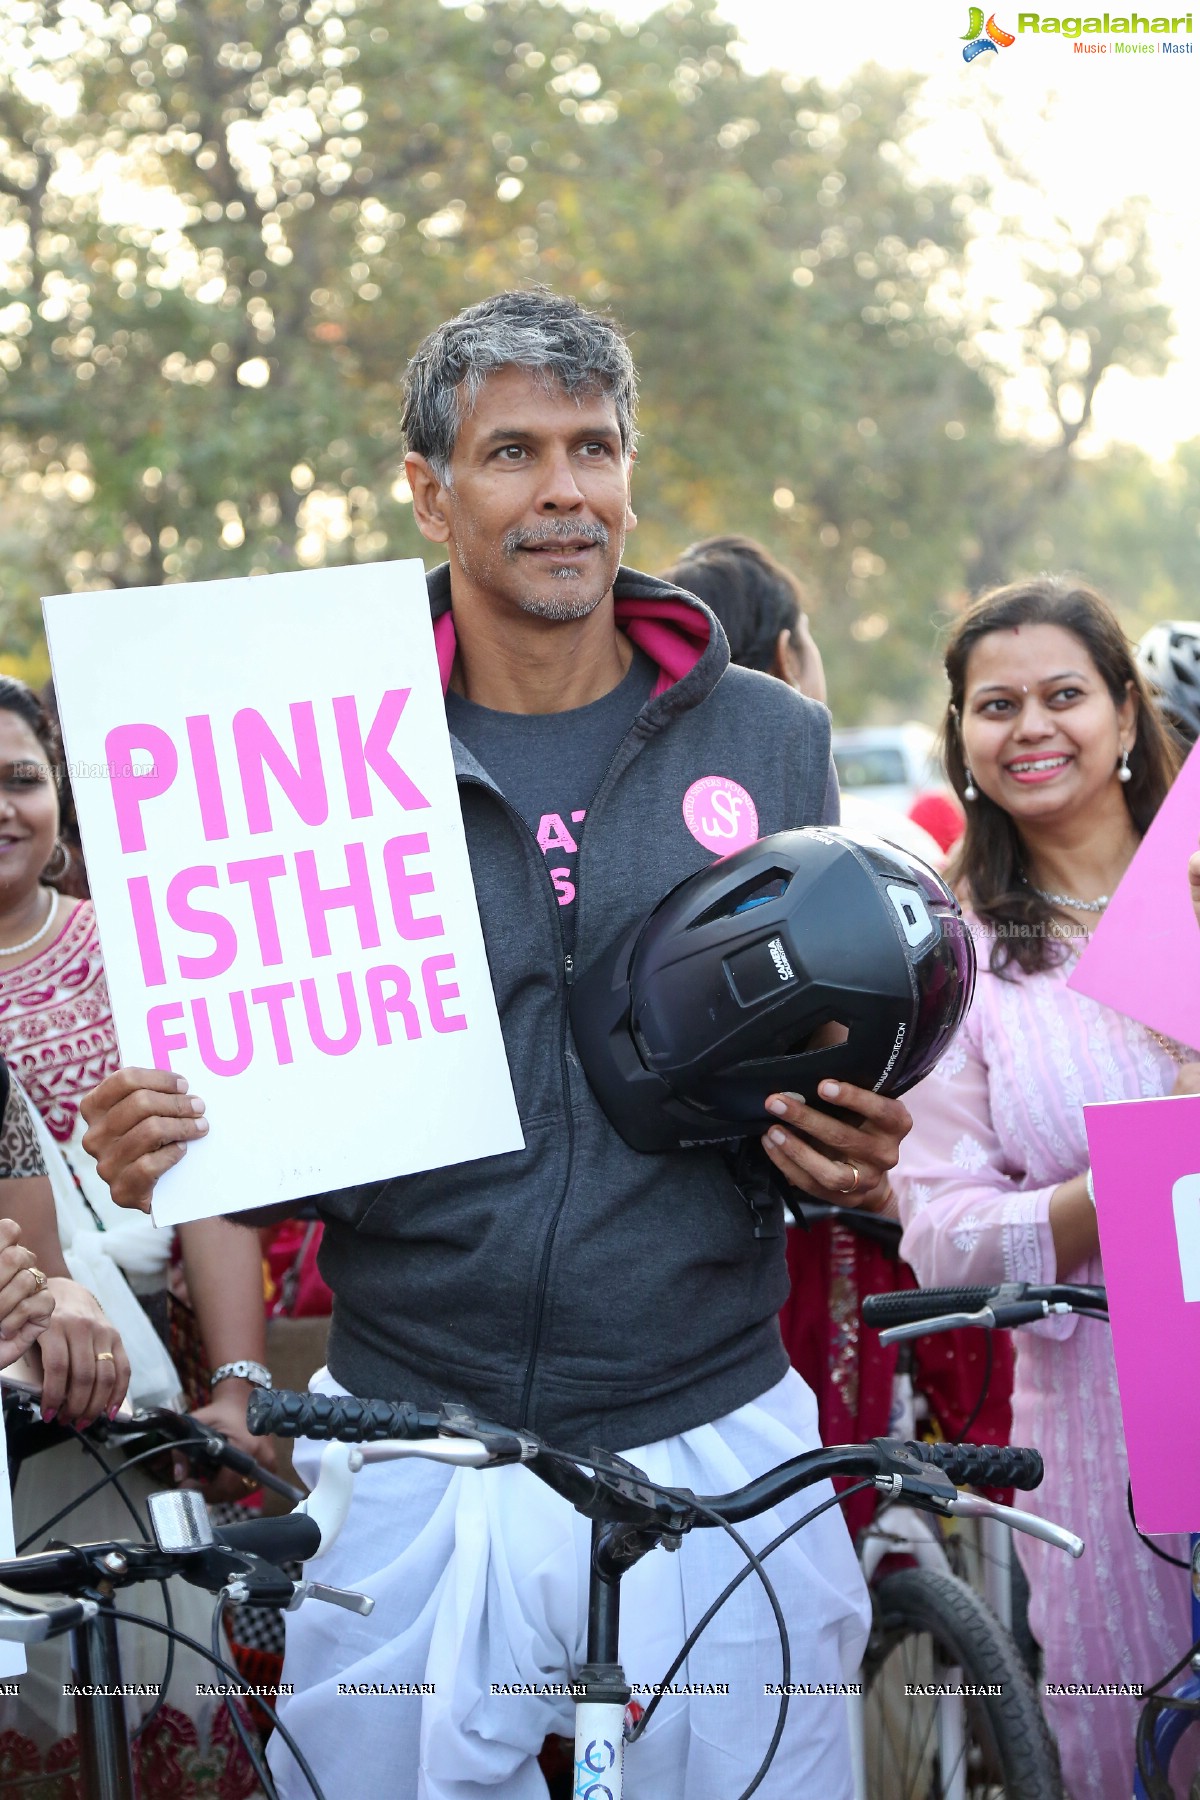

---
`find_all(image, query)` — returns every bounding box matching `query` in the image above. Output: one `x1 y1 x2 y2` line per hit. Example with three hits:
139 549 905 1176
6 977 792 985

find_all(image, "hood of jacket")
427 561 728 715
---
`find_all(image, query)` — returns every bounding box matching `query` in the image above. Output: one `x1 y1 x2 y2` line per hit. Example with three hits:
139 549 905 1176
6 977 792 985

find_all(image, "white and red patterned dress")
0 899 180 1396
0 898 258 1800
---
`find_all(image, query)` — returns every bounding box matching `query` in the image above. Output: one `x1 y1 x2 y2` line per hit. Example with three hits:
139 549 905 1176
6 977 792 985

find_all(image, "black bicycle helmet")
1135 621 1200 747
570 827 975 1153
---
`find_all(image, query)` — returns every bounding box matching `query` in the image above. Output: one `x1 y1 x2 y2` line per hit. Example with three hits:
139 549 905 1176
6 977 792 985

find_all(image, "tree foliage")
0 0 1191 717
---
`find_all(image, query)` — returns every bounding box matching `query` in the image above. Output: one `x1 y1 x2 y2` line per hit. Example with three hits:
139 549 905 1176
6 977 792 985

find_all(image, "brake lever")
946 1492 1085 1558
0 1587 99 1643
287 1578 374 1616
878 1308 999 1345
879 1300 1087 1345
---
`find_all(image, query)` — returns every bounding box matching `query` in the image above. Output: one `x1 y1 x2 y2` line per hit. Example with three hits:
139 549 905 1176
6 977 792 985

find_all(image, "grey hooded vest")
316 565 837 1453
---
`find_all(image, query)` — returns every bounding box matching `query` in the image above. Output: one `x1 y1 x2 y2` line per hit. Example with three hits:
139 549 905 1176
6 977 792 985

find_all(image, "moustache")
502 521 610 555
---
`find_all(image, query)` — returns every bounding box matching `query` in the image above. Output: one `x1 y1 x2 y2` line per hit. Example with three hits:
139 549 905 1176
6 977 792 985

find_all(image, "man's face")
408 364 635 622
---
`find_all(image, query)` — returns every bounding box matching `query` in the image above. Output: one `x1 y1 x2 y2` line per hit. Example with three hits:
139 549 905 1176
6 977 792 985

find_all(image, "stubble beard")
455 519 617 622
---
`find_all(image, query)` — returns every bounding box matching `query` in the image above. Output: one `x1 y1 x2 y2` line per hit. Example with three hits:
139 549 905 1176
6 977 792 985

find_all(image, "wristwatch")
209 1359 273 1390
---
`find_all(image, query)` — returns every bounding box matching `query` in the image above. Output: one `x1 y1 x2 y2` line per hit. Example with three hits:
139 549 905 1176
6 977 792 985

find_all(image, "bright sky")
602 0 1200 460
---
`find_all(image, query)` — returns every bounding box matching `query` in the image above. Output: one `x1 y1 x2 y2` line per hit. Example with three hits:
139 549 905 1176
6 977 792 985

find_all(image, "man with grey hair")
82 287 912 1799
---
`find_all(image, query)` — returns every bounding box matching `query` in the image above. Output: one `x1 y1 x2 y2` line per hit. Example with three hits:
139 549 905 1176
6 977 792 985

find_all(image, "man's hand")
0 1219 55 1369
1189 841 1200 934
38 1279 130 1426
80 1068 208 1213
760 1079 912 1212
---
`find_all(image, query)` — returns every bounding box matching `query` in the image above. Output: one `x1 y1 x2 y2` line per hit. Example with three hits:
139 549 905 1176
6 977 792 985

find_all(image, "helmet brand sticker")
768 938 795 983
874 1022 907 1091
682 776 759 853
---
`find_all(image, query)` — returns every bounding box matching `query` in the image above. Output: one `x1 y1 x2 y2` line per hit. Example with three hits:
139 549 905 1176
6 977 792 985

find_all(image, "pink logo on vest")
682 776 759 853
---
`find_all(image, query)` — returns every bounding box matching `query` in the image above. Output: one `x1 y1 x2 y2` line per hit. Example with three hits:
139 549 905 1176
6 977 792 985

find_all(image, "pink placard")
1067 739 1200 1046
1083 1091 1200 1535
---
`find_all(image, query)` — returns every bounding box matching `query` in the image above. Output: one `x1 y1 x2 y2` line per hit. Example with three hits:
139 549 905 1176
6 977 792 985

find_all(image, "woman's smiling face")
960 622 1136 826
0 710 59 907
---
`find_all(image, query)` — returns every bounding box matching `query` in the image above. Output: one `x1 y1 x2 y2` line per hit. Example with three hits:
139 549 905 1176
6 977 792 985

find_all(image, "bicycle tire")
862 1566 1062 1800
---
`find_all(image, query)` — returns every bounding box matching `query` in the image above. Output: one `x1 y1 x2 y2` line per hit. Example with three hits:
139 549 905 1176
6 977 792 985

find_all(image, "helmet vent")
796 1018 850 1054
692 871 790 929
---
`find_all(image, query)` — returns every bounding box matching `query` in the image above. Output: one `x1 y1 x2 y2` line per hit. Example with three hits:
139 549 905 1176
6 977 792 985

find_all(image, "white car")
836 793 947 870
831 723 944 813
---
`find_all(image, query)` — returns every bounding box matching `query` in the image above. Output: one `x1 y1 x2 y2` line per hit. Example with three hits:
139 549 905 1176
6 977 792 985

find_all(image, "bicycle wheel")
862 1566 1062 1800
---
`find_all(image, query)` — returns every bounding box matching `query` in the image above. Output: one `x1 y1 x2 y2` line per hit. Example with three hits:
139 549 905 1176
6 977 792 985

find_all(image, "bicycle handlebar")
103 1406 306 1505
787 1197 904 1253
0 1398 1073 1655
246 1390 1044 1537
250 1390 448 1444
0 1387 305 1505
212 1511 322 1565
861 1281 1108 1332
906 1439 1043 1491
0 1509 322 1599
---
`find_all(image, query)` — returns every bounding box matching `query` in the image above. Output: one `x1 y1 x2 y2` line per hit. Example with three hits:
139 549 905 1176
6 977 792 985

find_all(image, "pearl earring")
1118 747 1132 784
963 766 978 802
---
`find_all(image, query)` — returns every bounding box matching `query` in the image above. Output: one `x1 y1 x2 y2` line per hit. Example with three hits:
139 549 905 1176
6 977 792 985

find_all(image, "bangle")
1085 1167 1097 1208
209 1359 272 1391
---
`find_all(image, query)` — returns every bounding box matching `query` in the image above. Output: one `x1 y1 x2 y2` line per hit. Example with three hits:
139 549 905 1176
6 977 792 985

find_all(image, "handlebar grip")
247 1389 439 1443
908 1440 1044 1492
214 1512 322 1565
861 1286 1002 1328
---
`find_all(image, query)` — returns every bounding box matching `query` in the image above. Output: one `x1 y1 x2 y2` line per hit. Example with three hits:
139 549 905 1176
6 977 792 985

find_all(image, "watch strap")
210 1359 273 1390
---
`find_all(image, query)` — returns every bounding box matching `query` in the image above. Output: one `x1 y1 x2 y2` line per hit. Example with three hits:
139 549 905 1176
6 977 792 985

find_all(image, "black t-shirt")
445 649 657 952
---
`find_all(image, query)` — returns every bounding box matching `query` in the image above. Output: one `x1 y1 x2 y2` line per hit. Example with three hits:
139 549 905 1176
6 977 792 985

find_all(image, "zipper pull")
564 953 574 985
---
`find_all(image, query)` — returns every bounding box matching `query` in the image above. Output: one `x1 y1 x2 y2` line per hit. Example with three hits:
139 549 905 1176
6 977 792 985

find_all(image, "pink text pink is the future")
102 689 471 1076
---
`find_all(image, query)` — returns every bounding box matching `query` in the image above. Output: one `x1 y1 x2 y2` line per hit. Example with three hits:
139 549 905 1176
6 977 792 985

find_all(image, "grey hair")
401 287 638 482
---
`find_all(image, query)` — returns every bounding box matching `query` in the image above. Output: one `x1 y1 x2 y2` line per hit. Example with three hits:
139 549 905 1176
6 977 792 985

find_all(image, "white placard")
44 562 523 1225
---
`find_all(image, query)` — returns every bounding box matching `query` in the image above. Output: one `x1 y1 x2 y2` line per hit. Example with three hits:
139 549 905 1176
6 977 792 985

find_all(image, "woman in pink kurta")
895 936 1193 1799
890 575 1196 1800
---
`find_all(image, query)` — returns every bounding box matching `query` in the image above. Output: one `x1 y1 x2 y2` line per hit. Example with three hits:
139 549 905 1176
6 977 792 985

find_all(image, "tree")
951 106 1174 593
0 0 1173 718
1012 438 1200 634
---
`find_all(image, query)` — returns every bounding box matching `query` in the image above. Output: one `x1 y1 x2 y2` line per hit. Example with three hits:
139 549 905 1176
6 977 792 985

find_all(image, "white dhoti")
269 1368 870 1800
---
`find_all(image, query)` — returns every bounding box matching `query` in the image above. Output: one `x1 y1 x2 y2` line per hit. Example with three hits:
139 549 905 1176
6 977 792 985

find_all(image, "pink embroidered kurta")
892 924 1195 1800
0 899 181 1373
0 898 117 1142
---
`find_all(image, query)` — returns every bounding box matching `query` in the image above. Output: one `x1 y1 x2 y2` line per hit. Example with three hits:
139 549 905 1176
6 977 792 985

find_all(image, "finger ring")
29 1268 47 1292
841 1163 860 1196
96 1351 116 1363
241 1475 258 1492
